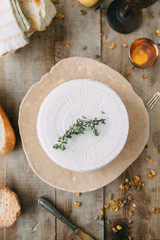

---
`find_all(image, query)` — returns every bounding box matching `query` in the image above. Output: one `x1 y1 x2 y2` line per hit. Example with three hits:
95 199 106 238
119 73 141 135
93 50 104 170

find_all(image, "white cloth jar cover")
0 0 30 56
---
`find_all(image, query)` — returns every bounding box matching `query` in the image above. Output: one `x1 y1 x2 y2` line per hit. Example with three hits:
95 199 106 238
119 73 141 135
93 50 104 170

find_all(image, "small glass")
129 38 160 68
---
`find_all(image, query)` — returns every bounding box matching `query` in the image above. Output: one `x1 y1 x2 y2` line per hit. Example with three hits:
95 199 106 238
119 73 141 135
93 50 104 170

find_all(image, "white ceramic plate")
19 57 149 192
37 79 129 172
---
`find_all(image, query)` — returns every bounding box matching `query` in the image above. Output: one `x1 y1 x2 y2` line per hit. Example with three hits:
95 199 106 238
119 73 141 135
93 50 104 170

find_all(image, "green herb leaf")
82 45 87 50
152 208 156 213
109 193 114 200
101 111 105 114
94 54 100 58
51 0 59 3
150 188 156 192
106 219 111 224
100 214 104 220
53 117 106 151
137 186 141 191
80 9 87 15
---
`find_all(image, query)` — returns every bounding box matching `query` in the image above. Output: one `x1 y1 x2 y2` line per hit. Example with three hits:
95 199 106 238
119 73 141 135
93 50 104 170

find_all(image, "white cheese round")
37 79 129 172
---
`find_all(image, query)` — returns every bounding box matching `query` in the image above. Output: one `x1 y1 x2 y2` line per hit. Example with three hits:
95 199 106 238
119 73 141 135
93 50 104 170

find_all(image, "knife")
38 198 95 240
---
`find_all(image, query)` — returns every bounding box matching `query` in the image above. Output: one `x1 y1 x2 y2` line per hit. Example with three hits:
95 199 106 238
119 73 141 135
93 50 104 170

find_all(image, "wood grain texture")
0 0 160 239
0 17 57 240
102 1 160 239
0 56 7 240
54 2 103 240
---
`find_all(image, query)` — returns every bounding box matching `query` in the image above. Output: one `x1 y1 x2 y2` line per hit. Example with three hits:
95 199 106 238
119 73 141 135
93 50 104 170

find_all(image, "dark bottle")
106 0 158 33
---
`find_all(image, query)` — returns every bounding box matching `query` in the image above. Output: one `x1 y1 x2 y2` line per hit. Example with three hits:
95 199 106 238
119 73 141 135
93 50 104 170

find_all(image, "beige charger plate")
19 57 149 193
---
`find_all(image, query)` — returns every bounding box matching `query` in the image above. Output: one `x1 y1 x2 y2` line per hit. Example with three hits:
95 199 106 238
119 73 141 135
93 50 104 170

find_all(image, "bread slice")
0 187 21 228
0 105 16 155
19 0 57 31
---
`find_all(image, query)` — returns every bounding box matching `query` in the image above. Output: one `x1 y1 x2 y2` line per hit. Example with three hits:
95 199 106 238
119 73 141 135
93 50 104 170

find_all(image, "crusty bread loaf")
19 0 57 31
0 105 16 155
0 187 21 228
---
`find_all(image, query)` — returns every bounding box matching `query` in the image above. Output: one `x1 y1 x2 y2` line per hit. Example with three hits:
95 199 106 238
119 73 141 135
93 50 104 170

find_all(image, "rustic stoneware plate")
37 79 129 172
18 57 149 192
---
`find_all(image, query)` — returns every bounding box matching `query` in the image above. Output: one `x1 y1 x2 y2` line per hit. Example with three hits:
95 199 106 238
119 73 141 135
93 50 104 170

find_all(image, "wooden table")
0 1 160 239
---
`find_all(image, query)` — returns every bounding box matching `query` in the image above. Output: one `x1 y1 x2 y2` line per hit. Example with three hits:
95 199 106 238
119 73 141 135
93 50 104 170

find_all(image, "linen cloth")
0 0 30 56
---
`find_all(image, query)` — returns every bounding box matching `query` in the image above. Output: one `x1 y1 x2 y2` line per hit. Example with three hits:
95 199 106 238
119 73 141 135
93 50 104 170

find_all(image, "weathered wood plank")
54 0 101 62
0 57 7 240
0 0 160 239
102 1 160 239
54 1 104 240
0 20 57 240
55 189 104 240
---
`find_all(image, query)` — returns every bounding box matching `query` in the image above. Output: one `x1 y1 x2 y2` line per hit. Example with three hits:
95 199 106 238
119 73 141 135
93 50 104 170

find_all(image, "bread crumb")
142 74 147 79
104 203 110 209
56 13 64 19
130 65 135 69
119 184 124 190
156 30 160 36
116 225 122 230
126 72 130 76
108 43 116 49
66 42 71 47
150 169 156 176
74 202 81 207
112 227 118 233
98 209 104 214
122 43 128 48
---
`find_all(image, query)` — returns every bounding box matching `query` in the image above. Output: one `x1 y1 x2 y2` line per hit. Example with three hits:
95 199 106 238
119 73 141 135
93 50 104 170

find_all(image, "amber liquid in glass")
130 39 159 68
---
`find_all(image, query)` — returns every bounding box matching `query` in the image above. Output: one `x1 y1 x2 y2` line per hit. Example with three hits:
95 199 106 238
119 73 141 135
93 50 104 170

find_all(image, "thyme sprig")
53 117 106 151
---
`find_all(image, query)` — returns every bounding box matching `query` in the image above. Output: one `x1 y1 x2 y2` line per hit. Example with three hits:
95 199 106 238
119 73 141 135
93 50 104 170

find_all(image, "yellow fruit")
78 0 99 7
